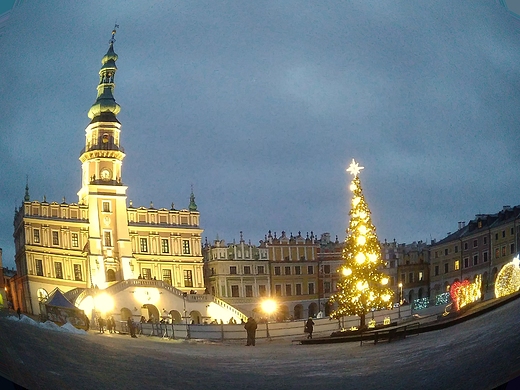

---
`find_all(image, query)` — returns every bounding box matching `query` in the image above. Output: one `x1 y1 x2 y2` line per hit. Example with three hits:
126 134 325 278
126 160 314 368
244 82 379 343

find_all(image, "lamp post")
182 292 190 339
261 299 277 340
398 282 403 319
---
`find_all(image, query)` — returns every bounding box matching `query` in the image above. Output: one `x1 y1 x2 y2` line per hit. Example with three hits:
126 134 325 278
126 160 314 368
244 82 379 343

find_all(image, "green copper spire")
88 26 121 122
189 185 197 211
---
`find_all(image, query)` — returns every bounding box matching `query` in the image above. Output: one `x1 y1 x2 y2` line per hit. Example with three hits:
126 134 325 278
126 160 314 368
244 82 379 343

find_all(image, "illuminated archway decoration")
450 275 481 311
495 256 520 298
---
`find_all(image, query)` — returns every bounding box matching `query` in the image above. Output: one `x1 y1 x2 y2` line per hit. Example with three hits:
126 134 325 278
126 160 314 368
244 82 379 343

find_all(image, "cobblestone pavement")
1 298 519 390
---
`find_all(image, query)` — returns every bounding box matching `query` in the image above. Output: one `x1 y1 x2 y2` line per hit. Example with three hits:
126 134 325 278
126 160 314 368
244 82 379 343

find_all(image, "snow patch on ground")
5 314 87 334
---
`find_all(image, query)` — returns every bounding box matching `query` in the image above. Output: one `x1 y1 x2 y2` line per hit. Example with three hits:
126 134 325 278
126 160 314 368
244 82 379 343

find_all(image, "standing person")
98 317 105 333
244 317 257 346
16 307 21 320
106 317 113 333
127 317 137 338
305 317 315 339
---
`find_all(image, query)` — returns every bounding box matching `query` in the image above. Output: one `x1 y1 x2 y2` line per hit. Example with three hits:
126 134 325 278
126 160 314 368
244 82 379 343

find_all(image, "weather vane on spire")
346 159 364 177
110 23 119 44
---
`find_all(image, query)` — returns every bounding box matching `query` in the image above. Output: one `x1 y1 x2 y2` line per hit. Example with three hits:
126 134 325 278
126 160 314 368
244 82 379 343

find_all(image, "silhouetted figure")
98 317 105 333
127 317 137 338
305 317 315 339
16 307 21 320
244 317 258 346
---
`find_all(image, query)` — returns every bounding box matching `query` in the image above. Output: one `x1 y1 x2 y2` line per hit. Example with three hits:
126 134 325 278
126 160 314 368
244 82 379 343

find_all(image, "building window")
161 239 169 253
71 233 79 248
102 201 111 212
52 231 59 246
55 262 63 279
495 233 499 240
418 272 424 281
511 227 515 236
257 265 265 275
324 281 331 293
444 263 449 274
140 238 148 252
33 229 40 244
245 285 253 297
231 285 239 297
296 283 302 295
408 273 414 283
104 231 112 247
502 230 506 238
274 266 281 275
163 269 172 285
183 270 193 287
435 265 439 276
511 243 515 254
444 249 448 256
473 239 478 248
259 285 267 297
454 260 460 271
483 252 488 262
324 264 331 274
401 273 405 283
275 285 282 296
464 242 468 250
142 268 151 280
307 265 314 275
230 266 237 275
36 259 43 276
308 283 315 295
473 254 478 266
495 248 500 259
464 258 469 268
483 237 487 245
454 245 458 253
74 264 82 281
284 266 291 275
502 246 506 256
285 284 292 296
295 266 301 275
182 240 191 254
244 266 251 275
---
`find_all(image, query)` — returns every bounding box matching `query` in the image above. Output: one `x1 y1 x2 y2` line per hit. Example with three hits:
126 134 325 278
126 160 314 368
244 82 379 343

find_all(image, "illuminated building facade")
203 233 270 315
12 30 244 325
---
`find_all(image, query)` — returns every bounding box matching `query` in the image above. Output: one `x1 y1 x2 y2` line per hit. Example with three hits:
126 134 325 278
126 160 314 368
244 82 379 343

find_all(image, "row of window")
34 259 83 281
224 264 333 276
139 268 194 287
227 282 320 298
435 228 516 258
33 229 80 247
400 272 424 284
139 238 191 254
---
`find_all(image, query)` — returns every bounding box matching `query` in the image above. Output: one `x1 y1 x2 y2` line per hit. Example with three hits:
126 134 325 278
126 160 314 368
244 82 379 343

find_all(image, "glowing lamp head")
381 277 389 285
356 235 366 245
261 299 277 315
382 294 391 302
342 267 352 277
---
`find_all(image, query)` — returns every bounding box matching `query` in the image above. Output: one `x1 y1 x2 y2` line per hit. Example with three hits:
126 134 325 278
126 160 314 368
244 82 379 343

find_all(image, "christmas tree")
329 159 394 329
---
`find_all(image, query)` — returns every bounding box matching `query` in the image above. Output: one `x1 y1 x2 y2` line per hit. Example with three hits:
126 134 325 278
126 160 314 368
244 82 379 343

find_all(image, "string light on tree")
329 159 394 329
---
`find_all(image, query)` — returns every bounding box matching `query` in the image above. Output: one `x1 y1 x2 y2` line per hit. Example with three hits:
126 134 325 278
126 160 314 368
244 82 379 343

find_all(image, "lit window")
142 268 151 280
74 264 82 281
183 270 193 287
54 262 63 279
161 239 169 253
52 231 59 246
182 240 190 254
33 229 40 244
454 260 460 271
104 231 112 247
163 269 172 285
71 233 79 247
102 201 111 212
140 238 148 252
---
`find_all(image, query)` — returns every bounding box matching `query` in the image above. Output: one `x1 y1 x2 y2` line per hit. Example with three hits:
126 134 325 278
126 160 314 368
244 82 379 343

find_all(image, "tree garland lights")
495 255 520 298
449 275 481 311
329 160 394 328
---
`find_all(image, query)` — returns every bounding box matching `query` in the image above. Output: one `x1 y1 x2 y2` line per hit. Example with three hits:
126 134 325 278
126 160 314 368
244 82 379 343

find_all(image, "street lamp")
261 299 277 340
398 282 403 319
182 292 190 339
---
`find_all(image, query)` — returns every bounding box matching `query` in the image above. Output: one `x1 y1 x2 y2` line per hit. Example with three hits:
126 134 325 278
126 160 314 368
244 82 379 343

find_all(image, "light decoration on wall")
449 275 481 311
383 317 391 325
495 255 520 298
435 292 450 306
134 288 161 305
413 297 429 311
329 159 394 329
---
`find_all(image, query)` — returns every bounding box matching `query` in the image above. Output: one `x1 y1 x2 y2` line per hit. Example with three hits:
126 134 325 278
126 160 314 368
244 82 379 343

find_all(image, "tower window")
104 231 112 247
102 201 111 212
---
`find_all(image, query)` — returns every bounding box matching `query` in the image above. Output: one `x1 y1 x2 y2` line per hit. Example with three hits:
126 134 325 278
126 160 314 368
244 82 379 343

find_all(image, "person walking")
304 317 315 339
244 317 258 346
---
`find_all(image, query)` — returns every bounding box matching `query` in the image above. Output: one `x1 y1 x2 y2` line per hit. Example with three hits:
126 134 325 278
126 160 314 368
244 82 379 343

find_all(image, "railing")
80 143 124 155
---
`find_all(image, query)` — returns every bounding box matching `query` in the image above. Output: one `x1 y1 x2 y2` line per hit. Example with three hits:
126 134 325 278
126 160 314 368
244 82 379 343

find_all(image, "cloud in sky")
1 1 520 268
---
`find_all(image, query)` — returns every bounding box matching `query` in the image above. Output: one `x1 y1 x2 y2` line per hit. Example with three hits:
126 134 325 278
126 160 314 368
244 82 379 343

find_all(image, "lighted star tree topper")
329 159 394 329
